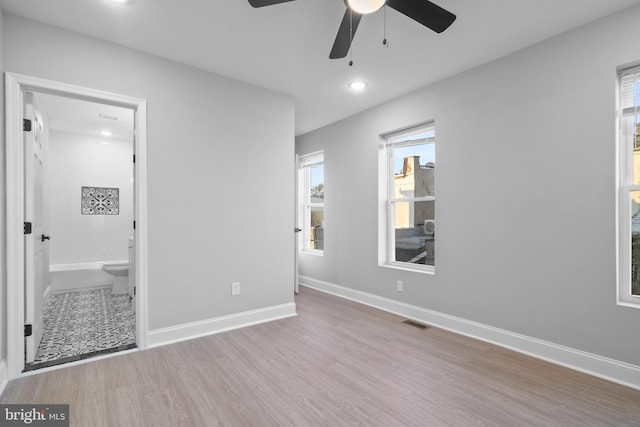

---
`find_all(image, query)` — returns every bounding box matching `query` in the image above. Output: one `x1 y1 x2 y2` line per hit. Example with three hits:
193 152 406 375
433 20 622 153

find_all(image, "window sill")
300 249 324 257
379 262 434 275
616 297 640 309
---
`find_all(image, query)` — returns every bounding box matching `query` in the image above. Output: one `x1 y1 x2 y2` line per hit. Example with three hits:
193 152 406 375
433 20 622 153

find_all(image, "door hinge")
24 222 32 235
134 287 136 296
133 154 136 163
24 324 32 337
133 220 136 230
23 119 32 132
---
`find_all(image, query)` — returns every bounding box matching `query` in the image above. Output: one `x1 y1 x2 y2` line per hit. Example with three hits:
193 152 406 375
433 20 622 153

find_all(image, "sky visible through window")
310 164 324 197
393 129 435 173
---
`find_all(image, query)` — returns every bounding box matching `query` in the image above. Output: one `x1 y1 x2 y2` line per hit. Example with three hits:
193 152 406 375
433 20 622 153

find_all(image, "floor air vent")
402 319 430 330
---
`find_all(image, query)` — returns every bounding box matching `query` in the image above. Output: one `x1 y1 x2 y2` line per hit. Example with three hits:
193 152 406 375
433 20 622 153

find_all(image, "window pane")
299 151 324 253
309 207 324 250
621 71 640 111
633 192 640 296
632 117 640 186
309 164 324 201
393 201 435 266
619 68 640 304
392 144 435 200
384 124 435 270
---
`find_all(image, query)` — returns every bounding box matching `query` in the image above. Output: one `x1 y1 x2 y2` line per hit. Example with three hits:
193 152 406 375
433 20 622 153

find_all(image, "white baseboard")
300 276 640 391
147 302 297 348
0 360 8 397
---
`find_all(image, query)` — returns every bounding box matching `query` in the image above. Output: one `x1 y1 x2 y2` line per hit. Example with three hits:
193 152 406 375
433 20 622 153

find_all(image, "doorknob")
294 228 302 233
41 234 51 242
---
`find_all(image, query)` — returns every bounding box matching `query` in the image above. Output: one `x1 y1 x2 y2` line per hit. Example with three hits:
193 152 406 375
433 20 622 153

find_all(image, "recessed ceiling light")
101 130 112 137
348 81 368 91
110 0 130 3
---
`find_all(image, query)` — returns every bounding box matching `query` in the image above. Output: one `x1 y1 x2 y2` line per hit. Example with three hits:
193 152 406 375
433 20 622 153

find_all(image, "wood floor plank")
2 286 639 426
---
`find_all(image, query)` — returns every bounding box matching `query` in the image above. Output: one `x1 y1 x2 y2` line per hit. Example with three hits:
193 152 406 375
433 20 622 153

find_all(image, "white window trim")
379 123 435 274
617 65 640 308
298 151 324 255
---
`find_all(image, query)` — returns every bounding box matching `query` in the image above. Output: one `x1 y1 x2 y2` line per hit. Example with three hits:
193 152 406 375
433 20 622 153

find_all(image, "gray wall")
3 14 295 331
297 5 640 366
0 7 5 364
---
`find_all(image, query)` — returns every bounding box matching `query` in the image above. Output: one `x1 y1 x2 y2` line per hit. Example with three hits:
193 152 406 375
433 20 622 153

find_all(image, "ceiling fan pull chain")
349 9 354 66
383 5 388 47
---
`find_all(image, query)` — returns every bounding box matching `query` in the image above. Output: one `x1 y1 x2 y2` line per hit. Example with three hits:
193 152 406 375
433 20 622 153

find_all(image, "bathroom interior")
25 93 137 371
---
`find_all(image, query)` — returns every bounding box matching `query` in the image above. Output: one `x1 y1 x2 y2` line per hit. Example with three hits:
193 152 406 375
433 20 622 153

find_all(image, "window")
618 65 640 307
380 123 435 272
298 152 324 253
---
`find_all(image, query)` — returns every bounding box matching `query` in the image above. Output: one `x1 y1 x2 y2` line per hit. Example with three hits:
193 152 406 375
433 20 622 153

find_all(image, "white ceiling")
1 0 639 135
36 93 134 141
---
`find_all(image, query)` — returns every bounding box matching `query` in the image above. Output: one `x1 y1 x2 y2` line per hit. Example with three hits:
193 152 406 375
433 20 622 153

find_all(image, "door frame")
5 72 149 379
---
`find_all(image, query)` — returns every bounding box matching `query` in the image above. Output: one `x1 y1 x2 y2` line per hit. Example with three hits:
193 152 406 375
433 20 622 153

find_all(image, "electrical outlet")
231 282 240 296
396 280 403 292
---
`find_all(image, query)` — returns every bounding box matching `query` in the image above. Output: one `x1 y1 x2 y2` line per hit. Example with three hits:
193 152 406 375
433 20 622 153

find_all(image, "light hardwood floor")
2 287 640 426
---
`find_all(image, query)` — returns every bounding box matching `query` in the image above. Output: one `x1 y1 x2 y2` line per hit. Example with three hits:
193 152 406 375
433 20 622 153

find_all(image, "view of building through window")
308 162 324 250
299 152 324 253
628 122 640 296
632 121 640 296
620 66 640 299
386 125 435 268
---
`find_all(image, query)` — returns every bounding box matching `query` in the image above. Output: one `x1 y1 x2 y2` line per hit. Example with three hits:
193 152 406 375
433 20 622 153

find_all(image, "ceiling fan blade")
248 0 296 8
386 0 456 33
329 8 363 59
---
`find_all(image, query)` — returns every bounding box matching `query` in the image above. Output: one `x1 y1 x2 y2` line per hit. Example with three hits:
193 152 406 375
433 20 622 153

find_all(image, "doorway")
5 73 149 379
26 92 137 370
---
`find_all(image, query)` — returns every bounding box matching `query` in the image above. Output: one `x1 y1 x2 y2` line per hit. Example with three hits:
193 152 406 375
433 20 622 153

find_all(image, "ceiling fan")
248 0 456 60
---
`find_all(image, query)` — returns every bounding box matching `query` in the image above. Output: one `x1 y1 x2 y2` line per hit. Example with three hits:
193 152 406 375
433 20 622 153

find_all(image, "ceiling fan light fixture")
348 81 367 91
346 0 386 15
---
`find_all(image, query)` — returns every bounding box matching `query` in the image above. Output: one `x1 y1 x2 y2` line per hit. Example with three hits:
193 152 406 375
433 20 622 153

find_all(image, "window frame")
617 65 640 308
379 123 436 274
298 151 325 255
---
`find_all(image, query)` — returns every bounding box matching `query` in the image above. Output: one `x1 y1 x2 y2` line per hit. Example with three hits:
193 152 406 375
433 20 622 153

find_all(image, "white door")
294 154 301 294
24 92 48 363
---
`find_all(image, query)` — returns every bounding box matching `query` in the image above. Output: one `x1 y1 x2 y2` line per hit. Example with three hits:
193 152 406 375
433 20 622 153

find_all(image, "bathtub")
49 261 128 293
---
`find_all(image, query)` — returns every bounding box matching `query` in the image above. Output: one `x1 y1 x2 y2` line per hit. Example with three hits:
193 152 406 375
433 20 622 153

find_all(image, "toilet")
102 262 129 294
